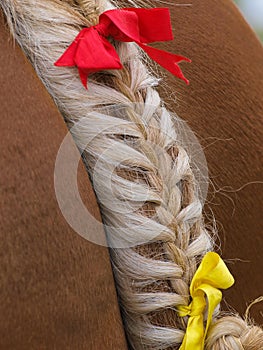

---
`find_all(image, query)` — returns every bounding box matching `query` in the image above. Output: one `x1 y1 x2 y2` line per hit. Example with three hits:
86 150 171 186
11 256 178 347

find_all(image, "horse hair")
1 0 262 349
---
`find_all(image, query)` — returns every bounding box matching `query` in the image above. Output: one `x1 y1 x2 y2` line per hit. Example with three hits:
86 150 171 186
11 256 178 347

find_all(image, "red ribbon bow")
55 8 191 88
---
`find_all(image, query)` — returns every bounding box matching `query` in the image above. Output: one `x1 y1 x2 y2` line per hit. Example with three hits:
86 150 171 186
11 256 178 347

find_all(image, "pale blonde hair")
1 0 262 349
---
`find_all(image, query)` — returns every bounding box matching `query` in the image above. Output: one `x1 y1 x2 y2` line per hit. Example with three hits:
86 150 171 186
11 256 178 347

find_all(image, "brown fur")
156 0 263 323
0 12 127 350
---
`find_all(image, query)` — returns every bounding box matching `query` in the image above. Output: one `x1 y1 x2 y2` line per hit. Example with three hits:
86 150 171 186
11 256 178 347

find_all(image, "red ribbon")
55 8 191 88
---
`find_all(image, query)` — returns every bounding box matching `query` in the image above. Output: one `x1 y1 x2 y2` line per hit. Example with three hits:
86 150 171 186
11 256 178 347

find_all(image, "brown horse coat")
0 11 127 350
157 0 263 323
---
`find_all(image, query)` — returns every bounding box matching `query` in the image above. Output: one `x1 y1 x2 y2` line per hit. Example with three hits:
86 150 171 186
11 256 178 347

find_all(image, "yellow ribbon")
177 252 234 350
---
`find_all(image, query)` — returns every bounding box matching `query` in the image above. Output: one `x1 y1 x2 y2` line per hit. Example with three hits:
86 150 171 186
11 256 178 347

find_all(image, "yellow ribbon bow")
177 252 234 350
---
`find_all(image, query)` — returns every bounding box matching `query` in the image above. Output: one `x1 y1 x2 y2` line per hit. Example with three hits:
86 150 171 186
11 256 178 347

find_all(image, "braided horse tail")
1 0 262 349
